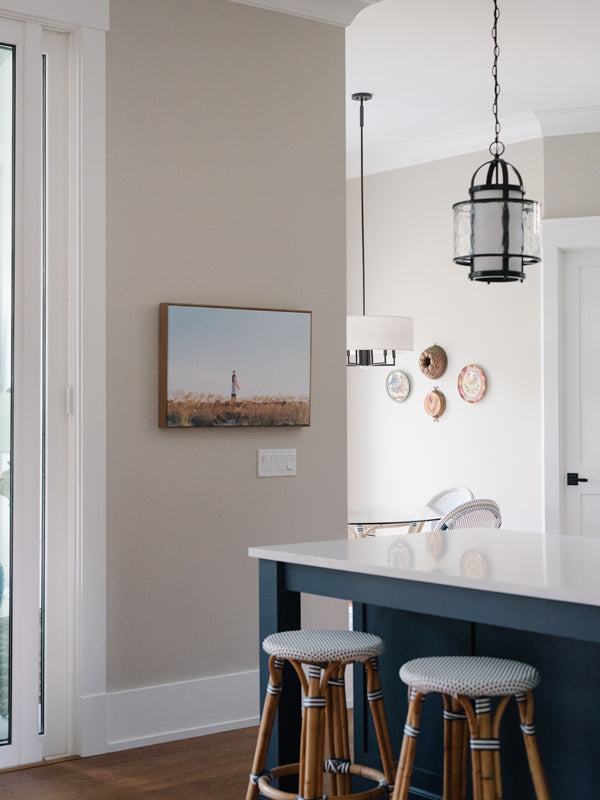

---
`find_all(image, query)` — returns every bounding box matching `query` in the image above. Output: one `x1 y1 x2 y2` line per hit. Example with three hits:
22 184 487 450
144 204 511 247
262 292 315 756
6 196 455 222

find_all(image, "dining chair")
426 486 474 516
420 486 474 532
434 498 501 531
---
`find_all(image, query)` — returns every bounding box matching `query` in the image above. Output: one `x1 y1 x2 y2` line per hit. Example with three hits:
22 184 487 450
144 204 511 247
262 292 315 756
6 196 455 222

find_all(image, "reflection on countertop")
249 529 600 608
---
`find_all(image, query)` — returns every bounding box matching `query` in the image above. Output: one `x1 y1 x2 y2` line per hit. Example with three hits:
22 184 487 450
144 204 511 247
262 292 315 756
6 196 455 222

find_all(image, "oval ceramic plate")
458 364 486 403
386 370 410 402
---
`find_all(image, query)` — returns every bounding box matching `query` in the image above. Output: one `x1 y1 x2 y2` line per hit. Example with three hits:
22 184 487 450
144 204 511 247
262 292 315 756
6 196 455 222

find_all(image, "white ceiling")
345 0 600 177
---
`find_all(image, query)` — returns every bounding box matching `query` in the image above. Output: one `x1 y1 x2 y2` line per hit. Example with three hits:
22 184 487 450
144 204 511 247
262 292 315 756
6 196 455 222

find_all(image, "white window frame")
0 0 108 759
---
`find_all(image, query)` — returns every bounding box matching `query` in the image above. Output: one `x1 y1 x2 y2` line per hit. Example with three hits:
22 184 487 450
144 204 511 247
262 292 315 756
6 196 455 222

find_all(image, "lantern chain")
490 0 504 157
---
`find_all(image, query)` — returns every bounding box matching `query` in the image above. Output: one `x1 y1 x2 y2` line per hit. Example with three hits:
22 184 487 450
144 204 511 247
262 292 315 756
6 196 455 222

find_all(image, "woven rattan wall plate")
424 387 446 421
419 344 447 379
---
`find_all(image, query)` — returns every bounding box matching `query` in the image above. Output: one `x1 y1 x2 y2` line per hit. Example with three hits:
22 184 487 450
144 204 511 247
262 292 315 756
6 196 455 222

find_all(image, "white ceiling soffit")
227 0 382 27
345 0 600 178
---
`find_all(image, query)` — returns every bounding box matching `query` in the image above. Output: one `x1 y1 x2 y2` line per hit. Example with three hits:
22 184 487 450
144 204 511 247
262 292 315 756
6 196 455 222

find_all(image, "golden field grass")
166 391 310 427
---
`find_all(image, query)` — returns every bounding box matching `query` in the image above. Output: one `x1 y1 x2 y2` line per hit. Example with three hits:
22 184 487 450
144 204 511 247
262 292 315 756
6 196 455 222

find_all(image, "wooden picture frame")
159 303 312 428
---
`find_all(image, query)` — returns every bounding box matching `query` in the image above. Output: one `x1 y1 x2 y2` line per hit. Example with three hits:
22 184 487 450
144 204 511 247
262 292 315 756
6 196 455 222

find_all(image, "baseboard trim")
107 668 260 752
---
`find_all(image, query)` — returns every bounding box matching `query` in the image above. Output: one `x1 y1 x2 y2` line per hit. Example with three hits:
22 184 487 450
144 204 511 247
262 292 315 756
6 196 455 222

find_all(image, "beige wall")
543 132 600 219
347 140 545 531
106 0 347 691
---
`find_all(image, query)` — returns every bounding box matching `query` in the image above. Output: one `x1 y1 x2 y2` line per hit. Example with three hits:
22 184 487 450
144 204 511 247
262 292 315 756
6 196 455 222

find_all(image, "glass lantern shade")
453 158 541 282
347 315 413 367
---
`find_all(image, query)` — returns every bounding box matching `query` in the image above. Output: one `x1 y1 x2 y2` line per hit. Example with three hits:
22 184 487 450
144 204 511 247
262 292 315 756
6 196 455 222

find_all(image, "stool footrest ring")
256 762 391 800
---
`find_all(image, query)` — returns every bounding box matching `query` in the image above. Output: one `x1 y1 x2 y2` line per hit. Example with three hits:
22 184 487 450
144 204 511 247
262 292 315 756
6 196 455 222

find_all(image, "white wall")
543 133 600 219
347 140 545 531
106 0 347 747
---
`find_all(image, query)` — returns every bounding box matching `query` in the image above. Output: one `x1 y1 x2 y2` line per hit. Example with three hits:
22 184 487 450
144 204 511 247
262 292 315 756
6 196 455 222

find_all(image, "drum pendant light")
347 92 413 366
452 0 541 283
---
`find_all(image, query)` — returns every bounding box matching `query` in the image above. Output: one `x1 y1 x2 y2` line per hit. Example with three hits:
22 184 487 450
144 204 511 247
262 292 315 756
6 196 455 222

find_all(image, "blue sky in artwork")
167 305 311 400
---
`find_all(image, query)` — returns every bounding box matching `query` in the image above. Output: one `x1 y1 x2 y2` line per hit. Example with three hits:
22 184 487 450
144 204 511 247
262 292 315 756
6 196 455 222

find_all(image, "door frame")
542 216 600 534
0 0 109 761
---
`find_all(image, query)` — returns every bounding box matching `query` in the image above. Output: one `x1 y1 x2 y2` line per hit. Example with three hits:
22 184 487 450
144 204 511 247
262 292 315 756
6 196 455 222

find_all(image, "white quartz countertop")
249 529 600 608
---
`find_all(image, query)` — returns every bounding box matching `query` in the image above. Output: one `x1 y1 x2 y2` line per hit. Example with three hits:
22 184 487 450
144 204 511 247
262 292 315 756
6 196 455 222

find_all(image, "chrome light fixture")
347 92 413 366
452 0 541 283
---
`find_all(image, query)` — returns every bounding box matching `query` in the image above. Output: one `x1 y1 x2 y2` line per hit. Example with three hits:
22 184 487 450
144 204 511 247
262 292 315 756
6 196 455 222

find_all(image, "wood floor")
0 725 260 799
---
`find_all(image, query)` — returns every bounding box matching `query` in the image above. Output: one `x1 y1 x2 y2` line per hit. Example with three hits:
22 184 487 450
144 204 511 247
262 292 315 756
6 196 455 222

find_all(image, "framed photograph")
159 303 312 428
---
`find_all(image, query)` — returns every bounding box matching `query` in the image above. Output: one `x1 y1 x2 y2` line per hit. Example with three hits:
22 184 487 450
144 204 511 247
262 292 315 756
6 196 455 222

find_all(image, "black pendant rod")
352 92 372 317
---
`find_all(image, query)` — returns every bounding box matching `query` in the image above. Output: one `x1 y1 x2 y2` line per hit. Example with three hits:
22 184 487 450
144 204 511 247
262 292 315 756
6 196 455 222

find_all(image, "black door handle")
567 472 589 486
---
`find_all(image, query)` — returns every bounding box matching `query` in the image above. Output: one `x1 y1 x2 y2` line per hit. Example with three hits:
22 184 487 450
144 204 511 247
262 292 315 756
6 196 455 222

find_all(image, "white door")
0 1 107 763
543 218 600 536
562 248 600 536
0 18 72 768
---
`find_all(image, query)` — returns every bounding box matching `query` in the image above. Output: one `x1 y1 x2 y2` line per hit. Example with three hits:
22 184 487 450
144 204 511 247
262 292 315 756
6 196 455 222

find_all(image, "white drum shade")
347 315 413 351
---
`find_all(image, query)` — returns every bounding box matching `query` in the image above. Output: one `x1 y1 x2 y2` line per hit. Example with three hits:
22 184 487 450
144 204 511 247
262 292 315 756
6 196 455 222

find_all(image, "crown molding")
227 0 382 27
535 106 600 138
347 113 543 178
0 0 109 29
348 107 600 178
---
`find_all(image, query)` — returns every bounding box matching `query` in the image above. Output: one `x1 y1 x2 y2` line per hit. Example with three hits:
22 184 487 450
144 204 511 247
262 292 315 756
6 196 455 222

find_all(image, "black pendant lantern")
452 0 541 283
347 92 413 366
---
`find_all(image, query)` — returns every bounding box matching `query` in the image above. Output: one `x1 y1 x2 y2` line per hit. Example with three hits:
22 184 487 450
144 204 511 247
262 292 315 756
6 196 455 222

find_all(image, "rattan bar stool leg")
391 688 425 800
365 656 396 788
516 691 551 800
491 695 511 800
246 656 285 800
458 696 499 800
442 694 468 800
300 664 328 800
326 663 352 796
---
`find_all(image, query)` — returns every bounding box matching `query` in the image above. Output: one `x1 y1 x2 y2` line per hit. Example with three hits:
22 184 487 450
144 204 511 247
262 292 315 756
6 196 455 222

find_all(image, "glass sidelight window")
0 42 14 745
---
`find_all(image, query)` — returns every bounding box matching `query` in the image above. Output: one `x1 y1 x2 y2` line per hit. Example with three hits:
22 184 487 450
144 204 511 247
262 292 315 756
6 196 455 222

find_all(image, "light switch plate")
258 448 297 477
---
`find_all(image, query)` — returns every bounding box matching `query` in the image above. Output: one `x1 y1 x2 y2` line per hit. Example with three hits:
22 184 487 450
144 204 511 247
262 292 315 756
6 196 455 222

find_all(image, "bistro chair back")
434 498 501 531
426 486 474 516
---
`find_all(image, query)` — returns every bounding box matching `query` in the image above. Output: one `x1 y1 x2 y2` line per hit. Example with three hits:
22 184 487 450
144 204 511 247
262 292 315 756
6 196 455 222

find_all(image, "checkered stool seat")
263 628 385 664
392 654 550 800
247 629 395 800
400 655 540 697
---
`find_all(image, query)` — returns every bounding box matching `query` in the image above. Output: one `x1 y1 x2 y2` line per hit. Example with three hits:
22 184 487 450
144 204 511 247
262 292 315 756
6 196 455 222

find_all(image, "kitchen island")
249 530 600 799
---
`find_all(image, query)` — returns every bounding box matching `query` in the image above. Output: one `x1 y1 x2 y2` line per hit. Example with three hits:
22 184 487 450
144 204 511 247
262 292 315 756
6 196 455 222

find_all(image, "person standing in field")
231 370 240 402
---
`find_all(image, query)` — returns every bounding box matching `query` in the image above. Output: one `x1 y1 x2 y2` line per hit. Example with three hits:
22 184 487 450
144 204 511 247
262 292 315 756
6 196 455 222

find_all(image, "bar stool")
392 655 551 800
246 629 396 800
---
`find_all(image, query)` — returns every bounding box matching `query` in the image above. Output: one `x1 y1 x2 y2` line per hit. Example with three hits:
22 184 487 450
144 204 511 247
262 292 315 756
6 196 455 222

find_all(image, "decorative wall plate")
424 387 446 421
419 344 447 379
386 370 410 402
458 364 486 403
